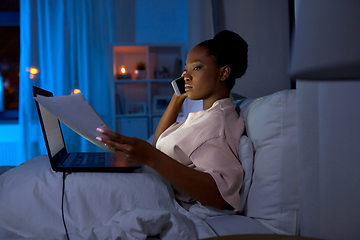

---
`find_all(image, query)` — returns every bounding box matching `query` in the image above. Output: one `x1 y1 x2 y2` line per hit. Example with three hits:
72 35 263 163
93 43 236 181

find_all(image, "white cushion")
240 90 299 235
237 135 254 214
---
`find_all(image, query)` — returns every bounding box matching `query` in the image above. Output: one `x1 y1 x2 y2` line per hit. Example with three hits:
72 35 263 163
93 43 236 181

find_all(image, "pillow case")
237 135 254 214
240 90 299 235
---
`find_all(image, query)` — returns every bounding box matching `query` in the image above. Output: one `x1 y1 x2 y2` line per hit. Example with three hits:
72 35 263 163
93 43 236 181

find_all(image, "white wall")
221 0 291 98
135 0 187 44
111 0 187 45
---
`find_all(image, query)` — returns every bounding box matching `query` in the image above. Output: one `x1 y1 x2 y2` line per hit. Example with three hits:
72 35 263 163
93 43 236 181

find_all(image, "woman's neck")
202 93 230 110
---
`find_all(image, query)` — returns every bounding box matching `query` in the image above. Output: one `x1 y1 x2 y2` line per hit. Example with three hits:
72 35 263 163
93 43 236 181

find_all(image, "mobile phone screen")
171 76 186 96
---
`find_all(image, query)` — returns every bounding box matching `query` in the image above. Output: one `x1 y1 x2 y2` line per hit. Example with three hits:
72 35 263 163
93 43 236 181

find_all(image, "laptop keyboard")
71 153 105 167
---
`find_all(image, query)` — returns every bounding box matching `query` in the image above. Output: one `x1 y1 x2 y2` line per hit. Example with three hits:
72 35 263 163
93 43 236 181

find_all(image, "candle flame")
120 65 126 74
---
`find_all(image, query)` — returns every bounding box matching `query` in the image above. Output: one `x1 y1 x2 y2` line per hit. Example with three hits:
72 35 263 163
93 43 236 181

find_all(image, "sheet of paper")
34 93 114 152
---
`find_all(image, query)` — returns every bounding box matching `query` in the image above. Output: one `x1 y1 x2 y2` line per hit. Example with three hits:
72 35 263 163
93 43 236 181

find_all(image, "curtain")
179 0 214 117
19 0 116 163
186 0 214 51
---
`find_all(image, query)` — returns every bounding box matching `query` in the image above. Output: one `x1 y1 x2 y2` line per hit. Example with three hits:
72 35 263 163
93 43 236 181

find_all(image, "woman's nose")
183 71 191 81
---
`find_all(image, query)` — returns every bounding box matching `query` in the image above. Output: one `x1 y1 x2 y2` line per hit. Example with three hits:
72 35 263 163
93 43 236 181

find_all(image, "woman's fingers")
96 128 131 151
96 128 139 158
97 128 127 142
96 127 157 165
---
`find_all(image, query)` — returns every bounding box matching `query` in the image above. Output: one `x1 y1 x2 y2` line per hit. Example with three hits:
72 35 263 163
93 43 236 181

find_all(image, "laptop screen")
36 94 65 157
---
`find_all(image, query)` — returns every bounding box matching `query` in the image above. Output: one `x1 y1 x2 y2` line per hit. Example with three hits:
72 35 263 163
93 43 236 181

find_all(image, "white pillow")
240 90 299 235
237 135 254 214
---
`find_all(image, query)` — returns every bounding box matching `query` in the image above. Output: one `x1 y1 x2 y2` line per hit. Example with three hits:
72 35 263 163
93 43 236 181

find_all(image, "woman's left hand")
96 128 159 166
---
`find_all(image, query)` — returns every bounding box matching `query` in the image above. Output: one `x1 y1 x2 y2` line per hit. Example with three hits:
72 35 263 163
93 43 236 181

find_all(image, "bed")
0 89 299 239
0 155 221 239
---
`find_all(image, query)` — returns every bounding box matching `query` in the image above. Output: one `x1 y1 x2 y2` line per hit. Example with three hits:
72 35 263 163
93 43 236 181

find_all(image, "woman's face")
184 45 227 107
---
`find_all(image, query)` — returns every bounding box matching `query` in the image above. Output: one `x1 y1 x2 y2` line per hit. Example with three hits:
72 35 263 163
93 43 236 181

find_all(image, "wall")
111 0 187 45
220 0 291 99
135 0 187 44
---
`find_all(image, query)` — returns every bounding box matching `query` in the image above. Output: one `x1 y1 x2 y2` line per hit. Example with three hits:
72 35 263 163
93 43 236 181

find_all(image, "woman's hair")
198 30 248 90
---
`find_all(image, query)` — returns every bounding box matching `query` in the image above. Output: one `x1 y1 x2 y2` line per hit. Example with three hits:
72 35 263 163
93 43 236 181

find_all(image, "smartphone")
171 76 186 96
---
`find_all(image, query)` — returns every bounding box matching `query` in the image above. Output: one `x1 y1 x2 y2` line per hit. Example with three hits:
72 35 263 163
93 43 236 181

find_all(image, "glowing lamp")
30 68 39 74
26 67 39 78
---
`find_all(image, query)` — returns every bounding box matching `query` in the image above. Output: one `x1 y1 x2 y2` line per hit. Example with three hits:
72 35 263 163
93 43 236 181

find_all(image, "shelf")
112 43 185 140
115 114 148 118
114 78 174 84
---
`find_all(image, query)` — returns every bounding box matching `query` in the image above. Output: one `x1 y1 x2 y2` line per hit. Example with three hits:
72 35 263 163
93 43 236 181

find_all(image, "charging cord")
62 172 71 240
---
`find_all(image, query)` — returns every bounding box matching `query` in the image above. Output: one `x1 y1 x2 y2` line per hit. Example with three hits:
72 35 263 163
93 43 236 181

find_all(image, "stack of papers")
34 93 113 152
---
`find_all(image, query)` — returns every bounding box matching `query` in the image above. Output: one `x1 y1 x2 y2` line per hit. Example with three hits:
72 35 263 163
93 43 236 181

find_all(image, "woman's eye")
193 66 202 71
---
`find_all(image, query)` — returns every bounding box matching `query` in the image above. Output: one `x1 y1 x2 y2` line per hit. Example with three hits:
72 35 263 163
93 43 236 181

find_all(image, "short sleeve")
189 137 244 210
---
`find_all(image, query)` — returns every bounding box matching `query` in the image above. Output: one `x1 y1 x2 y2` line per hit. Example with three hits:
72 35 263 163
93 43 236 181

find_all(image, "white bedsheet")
0 155 217 239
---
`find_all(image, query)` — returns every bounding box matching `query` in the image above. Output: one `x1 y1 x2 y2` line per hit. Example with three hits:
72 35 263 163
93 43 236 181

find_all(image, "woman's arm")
149 148 231 210
96 130 231 210
153 93 187 146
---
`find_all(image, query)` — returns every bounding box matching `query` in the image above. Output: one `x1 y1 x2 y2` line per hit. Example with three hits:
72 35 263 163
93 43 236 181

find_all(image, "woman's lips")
185 84 192 91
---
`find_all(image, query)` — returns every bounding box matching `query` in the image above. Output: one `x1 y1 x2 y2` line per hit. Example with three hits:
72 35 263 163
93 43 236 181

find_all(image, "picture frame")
126 101 147 115
152 95 172 114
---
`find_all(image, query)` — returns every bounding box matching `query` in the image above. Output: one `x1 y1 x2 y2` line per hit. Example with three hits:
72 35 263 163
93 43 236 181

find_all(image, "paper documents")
34 93 113 152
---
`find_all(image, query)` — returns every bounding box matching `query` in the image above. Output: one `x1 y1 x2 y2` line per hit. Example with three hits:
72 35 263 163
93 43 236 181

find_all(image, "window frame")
0 11 20 121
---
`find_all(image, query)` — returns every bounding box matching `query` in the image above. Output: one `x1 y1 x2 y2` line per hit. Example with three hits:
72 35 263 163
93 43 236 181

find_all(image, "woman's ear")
220 65 231 81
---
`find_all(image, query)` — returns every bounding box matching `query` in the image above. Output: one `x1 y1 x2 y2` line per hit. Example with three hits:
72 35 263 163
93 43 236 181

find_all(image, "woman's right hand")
170 91 187 104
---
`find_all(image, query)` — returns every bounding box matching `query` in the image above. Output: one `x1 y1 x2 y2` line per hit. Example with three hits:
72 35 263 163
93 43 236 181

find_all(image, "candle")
120 65 126 74
116 65 130 79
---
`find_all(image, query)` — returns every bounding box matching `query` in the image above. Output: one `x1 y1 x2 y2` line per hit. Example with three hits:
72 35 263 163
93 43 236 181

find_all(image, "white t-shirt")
156 98 245 210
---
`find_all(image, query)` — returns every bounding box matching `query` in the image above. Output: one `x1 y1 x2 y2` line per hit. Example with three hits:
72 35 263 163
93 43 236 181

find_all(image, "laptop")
33 86 142 173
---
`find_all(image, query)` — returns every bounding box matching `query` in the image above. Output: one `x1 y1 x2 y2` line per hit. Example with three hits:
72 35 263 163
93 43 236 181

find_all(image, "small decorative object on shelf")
154 66 170 79
126 101 147 115
152 95 172 114
134 61 146 79
116 65 131 79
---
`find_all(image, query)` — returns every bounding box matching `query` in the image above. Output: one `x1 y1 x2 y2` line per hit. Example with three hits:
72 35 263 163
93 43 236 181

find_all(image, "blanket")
0 155 217 239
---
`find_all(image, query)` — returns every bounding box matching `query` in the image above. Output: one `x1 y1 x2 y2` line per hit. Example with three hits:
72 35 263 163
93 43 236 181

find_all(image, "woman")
97 30 248 211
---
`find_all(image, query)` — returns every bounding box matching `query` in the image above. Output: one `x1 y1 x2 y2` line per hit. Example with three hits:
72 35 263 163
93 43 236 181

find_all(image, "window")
0 0 20 120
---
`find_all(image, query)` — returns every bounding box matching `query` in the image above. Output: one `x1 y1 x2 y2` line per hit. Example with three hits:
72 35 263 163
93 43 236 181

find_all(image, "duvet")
0 155 217 239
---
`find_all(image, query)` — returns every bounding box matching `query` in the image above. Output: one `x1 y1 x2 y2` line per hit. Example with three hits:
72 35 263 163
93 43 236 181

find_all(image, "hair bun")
213 30 248 78
213 30 241 44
